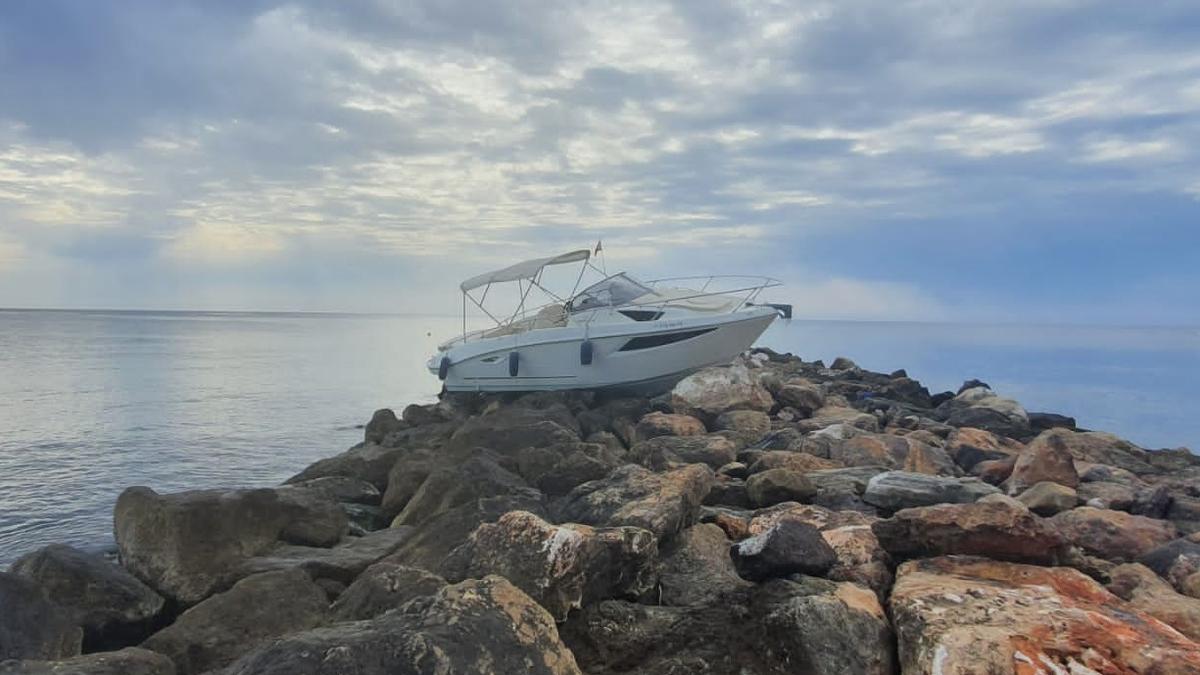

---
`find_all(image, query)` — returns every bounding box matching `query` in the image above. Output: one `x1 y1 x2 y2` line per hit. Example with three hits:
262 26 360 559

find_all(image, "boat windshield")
568 273 655 312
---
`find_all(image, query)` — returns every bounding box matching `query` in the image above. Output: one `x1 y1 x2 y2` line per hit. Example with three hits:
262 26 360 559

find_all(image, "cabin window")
618 309 664 322
617 327 716 351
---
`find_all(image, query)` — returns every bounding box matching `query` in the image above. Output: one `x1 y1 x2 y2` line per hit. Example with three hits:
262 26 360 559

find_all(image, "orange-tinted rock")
747 504 891 596
946 427 1022 471
872 498 1066 565
1051 506 1178 562
1035 428 1156 475
747 451 841 474
890 556 1200 674
831 434 957 475
633 412 705 442
973 456 1017 485
1007 430 1080 494
1108 563 1200 641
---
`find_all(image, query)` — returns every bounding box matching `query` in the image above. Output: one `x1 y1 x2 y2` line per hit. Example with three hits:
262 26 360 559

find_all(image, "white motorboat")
427 249 790 393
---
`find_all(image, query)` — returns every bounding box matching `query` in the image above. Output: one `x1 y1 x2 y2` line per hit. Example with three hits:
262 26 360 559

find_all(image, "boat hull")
430 307 778 393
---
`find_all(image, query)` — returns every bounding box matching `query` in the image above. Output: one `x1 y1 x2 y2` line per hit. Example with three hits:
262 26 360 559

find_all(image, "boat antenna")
595 239 607 275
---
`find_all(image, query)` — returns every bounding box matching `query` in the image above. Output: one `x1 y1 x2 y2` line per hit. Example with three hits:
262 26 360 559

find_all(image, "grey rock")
0 647 173 675
329 563 446 621
863 471 1000 511
730 520 837 581
0 573 81 661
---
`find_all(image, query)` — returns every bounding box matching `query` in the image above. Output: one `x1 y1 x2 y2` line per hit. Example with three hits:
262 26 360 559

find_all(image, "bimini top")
459 249 591 292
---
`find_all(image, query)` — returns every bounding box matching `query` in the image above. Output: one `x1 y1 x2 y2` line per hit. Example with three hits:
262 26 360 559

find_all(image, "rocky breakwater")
3 349 1200 674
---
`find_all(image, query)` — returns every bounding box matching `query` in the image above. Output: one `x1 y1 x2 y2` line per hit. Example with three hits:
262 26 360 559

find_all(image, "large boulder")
0 648 173 675
755 577 895 675
1015 481 1078 516
286 476 381 505
378 448 438 519
1007 428 1080 493
890 556 1200 674
141 569 328 675
363 408 405 444
222 576 582 675
445 404 581 455
537 449 620 496
773 382 825 416
745 468 817 507
945 427 1022 472
0 573 81 661
746 504 891 597
553 464 714 539
795 407 879 434
862 471 1000 511
1108 563 1200 641
385 492 547 573
745 451 840 474
8 544 164 649
629 435 736 470
872 497 1067 565
442 511 657 621
113 486 348 605
657 524 751 606
632 411 705 442
286 441 411 490
669 364 774 418
730 520 837 581
831 434 957 475
1051 506 1178 562
1077 480 1137 511
232 527 414 584
1036 428 1157 475
1139 538 1200 596
330 563 446 622
712 409 772 448
391 453 529 528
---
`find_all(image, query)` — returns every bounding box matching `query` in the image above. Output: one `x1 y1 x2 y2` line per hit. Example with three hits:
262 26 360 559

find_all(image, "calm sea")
1 309 1197 566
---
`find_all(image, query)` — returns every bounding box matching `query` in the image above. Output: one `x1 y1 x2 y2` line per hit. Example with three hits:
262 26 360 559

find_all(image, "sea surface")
1 309 1198 566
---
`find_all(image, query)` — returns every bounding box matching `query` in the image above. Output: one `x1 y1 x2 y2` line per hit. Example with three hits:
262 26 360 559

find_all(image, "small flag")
594 239 603 254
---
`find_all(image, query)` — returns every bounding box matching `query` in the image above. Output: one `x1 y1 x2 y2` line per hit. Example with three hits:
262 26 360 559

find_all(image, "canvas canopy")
459 249 591 292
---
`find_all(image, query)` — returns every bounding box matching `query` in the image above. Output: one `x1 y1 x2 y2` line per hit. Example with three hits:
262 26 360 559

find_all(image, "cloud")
0 0 1197 319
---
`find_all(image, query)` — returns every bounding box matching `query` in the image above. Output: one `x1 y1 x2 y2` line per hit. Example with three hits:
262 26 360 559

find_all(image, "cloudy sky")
1 0 1198 321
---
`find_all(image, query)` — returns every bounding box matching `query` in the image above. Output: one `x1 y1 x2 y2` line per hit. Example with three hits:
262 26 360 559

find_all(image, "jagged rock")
730 520 837 581
577 398 650 447
446 404 580 456
364 408 405 444
0 648 173 675
1132 484 1173 519
746 504 891 597
554 464 714 539
712 409 771 447
378 448 437 519
629 435 736 470
113 486 347 605
973 456 1017 485
1051 506 1178 562
633 411 705 442
1029 411 1077 433
945 427 1022 471
330 563 446 621
386 492 547 572
795 407 879 434
806 466 884 497
392 453 528 528
830 356 857 370
1077 480 1137 511
142 569 327 675
442 511 656 621
287 476 381 505
746 451 840 474
538 450 619 496
1007 429 1080 493
1015 481 1078 516
0 573 81 661
756 577 895 675
1140 539 1200 596
222 576 582 675
773 384 824 416
872 498 1067 564
891 556 1200 674
703 475 752 508
1037 428 1157 475
830 433 956 475
286 441 412 490
1108 563 1200 641
8 545 163 649
746 468 816 507
1079 462 1142 485
940 387 1031 439
1169 495 1200 535
233 527 413 583
718 461 749 479
862 471 1000 511
669 364 774 417
658 524 751 606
